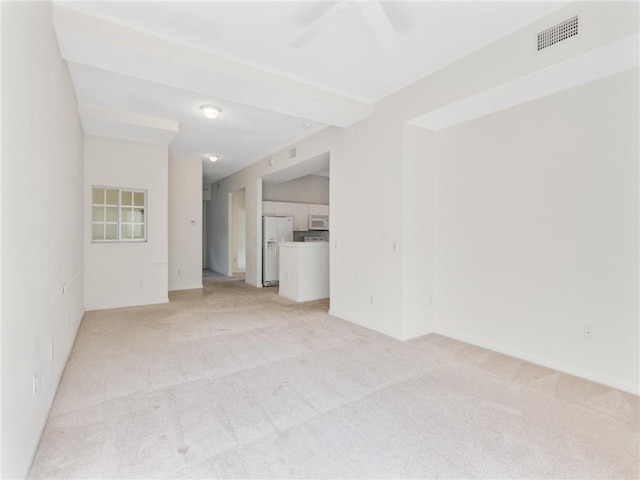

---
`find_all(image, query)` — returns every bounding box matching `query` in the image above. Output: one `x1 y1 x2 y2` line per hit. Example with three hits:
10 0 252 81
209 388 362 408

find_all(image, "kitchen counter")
278 242 329 302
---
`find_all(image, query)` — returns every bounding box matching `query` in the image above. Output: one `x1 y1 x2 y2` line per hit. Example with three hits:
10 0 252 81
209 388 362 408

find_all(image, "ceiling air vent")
537 15 578 51
289 147 297 159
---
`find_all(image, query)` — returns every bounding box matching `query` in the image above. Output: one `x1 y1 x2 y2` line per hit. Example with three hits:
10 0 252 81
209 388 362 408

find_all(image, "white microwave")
309 215 329 230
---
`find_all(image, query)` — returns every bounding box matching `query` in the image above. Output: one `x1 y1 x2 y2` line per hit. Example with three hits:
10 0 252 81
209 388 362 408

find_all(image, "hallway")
29 277 638 478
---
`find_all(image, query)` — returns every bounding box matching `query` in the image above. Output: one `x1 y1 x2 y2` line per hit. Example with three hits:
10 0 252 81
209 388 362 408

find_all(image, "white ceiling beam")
408 33 639 131
79 104 179 145
54 5 371 128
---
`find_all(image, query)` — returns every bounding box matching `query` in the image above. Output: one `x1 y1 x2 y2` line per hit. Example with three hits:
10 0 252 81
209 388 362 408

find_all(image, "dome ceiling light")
200 105 222 119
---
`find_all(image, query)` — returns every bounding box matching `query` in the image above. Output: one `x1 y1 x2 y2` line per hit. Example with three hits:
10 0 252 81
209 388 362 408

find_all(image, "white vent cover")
288 147 297 159
537 16 578 51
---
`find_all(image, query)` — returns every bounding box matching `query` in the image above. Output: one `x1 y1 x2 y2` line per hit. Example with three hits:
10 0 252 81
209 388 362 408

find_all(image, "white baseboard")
434 328 640 395
328 309 638 394
168 284 203 292
86 297 169 311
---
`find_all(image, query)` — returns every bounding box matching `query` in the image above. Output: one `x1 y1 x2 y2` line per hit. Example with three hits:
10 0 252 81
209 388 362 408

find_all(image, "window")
92 186 147 242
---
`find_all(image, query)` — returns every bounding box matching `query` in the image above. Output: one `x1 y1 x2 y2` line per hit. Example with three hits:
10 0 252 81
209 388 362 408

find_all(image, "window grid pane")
92 223 104 240
92 187 107 240
92 206 105 222
133 224 144 239
93 188 105 204
121 190 132 206
106 207 118 222
106 189 118 205
105 224 118 240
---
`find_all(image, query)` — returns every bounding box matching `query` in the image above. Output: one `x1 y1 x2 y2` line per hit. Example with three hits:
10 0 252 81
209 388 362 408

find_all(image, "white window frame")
91 186 148 243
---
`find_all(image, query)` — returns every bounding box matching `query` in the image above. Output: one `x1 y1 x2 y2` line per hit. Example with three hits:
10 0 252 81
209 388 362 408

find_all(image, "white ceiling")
68 62 327 181
52 1 566 183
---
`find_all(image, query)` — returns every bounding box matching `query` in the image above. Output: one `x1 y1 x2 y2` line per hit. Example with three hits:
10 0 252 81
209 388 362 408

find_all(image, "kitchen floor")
29 276 638 479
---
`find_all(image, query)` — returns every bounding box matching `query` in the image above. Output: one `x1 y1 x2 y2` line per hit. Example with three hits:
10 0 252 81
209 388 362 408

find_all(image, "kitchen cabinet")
309 204 329 216
262 201 298 231
262 201 277 216
278 202 298 219
296 204 309 231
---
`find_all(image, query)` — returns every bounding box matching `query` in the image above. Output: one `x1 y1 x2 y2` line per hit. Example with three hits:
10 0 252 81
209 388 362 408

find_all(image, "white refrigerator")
262 216 293 286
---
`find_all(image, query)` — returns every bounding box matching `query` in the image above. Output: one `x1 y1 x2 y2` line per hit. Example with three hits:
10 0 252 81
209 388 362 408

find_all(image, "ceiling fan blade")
359 0 401 54
290 1 350 48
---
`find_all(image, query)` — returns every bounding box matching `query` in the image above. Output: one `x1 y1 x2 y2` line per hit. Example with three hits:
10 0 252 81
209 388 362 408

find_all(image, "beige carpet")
29 273 639 478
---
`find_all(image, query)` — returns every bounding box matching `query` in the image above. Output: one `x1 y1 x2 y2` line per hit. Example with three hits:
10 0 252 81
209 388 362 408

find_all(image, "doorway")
230 188 246 275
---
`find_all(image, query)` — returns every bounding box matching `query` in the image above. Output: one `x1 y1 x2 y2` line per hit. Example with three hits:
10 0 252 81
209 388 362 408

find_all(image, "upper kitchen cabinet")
309 204 329 216
262 201 277 216
278 202 298 219
263 201 300 229
296 204 309 231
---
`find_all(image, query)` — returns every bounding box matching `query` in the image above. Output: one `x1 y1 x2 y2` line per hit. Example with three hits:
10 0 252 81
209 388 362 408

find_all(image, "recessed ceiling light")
303 123 312 129
208 155 219 162
200 105 222 119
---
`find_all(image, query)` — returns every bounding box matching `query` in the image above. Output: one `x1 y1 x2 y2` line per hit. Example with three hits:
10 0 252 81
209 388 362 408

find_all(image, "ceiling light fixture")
208 155 219 162
200 105 222 119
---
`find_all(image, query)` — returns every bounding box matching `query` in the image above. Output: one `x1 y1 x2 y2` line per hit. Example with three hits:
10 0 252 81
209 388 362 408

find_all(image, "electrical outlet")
370 294 375 305
32 373 39 396
584 325 593 340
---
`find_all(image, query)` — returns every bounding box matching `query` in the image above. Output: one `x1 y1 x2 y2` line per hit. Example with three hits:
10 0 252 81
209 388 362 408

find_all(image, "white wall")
168 157 202 291
85 136 168 309
208 2 639 393
263 174 330 204
329 114 405 338
341 0 638 390
1 2 85 477
434 69 639 393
